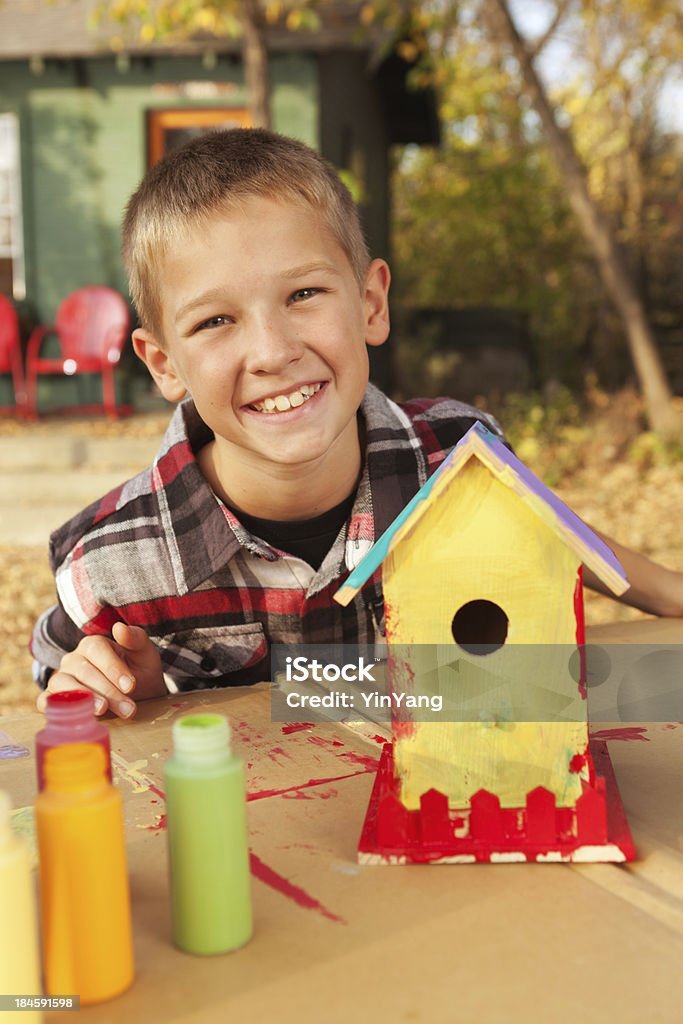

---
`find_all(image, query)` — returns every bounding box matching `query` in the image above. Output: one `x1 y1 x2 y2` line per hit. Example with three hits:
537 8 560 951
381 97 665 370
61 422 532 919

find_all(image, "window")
0 113 25 300
146 107 250 167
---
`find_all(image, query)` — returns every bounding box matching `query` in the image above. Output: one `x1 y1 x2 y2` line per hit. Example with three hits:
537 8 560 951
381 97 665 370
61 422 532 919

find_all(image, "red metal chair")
0 294 26 414
25 286 131 419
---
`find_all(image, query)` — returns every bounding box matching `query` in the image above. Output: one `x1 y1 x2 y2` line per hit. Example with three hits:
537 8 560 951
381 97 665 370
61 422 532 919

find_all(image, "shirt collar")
153 399 242 594
154 385 427 595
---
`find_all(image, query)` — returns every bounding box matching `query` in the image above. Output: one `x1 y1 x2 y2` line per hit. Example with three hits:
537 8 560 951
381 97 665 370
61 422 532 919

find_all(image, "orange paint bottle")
35 743 134 1005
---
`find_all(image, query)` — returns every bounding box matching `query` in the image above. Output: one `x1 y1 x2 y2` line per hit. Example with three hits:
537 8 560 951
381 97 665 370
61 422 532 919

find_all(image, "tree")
392 20 592 388
92 0 323 128
485 0 682 439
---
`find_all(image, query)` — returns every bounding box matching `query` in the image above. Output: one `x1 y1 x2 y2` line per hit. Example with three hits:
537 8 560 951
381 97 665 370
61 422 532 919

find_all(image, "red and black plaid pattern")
31 385 504 691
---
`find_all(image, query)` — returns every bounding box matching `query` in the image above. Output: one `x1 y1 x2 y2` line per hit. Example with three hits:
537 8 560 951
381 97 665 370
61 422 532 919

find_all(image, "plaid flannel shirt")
31 384 505 691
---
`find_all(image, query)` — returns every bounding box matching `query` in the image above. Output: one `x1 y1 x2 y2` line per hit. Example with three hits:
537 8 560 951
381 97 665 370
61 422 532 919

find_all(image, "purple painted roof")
465 423 626 578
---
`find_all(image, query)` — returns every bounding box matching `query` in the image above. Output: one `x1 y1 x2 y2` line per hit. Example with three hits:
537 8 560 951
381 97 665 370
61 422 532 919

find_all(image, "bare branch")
528 0 574 60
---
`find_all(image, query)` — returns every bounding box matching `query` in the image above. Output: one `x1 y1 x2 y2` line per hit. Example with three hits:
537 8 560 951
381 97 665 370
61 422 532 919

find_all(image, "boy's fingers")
45 669 136 720
111 622 149 651
111 623 159 669
56 649 138 720
64 636 137 693
36 688 56 713
110 624 163 699
38 672 110 716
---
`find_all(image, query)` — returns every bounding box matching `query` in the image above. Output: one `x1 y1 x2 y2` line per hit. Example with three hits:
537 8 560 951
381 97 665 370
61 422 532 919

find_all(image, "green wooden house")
0 0 438 405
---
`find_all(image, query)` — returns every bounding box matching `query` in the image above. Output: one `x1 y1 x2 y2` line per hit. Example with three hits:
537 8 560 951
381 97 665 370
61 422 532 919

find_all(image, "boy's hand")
36 623 165 719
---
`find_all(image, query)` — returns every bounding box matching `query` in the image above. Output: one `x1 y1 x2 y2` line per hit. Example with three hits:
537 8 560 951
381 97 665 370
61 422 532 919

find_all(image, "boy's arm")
35 623 167 719
33 603 166 718
583 530 683 617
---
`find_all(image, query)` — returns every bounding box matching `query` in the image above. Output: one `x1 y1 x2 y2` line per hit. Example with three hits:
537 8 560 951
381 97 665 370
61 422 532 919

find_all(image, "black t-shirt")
227 492 356 571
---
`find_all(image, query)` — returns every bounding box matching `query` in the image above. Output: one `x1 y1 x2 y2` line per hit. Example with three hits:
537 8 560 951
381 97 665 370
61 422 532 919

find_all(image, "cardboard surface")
2 621 683 1022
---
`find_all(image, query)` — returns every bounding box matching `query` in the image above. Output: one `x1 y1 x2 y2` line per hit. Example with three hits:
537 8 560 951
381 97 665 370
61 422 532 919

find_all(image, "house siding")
0 53 318 323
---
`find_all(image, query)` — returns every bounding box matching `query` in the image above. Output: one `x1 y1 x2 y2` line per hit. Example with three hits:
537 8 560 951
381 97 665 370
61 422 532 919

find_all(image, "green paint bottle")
164 713 253 955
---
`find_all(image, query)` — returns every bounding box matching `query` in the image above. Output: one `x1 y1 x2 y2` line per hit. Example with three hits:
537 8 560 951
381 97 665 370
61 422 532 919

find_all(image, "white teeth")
251 383 322 414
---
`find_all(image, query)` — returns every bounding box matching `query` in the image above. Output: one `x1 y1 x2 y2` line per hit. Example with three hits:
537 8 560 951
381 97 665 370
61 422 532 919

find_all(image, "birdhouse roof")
334 420 628 606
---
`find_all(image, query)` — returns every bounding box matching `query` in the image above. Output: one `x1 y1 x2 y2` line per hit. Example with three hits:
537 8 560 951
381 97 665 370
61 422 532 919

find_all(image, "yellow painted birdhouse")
335 421 634 863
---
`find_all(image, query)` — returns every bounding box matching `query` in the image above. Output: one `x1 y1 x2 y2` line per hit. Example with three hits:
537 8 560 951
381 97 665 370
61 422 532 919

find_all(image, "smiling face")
133 196 390 515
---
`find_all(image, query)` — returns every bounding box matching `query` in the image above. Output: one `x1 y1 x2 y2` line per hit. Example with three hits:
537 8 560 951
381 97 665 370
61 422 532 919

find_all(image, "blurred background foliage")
389 0 683 424
83 0 683 430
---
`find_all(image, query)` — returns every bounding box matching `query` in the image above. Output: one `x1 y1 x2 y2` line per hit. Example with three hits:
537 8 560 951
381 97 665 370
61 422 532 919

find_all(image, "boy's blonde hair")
122 128 371 338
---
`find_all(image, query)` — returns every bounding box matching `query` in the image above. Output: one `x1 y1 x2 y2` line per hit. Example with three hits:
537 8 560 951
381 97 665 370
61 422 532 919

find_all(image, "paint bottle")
36 743 134 1004
164 713 252 955
0 790 43 1024
35 690 111 791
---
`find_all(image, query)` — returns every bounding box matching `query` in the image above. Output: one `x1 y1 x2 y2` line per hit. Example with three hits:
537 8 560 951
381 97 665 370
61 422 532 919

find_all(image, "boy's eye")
289 287 323 303
194 315 233 332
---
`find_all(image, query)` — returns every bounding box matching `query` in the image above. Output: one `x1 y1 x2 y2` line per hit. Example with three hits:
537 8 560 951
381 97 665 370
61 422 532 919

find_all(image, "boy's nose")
245 317 305 375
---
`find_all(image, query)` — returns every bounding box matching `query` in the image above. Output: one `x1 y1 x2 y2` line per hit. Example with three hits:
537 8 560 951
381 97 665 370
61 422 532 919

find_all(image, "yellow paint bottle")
36 743 134 1005
0 790 42 1023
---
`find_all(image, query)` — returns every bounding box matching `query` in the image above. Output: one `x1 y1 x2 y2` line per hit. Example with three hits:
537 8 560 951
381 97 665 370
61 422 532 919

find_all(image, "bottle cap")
172 714 231 763
46 690 96 718
44 742 108 792
47 690 92 707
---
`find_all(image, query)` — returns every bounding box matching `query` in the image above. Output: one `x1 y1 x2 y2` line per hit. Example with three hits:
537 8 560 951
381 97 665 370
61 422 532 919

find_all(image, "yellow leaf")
397 41 419 63
360 4 375 26
195 8 217 30
265 1 282 24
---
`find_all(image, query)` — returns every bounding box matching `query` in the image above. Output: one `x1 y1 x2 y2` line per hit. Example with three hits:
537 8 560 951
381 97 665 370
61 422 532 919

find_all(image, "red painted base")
358 739 635 864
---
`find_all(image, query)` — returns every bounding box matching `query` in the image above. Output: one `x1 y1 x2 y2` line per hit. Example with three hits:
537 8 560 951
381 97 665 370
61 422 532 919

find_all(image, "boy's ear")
363 259 391 348
132 329 188 402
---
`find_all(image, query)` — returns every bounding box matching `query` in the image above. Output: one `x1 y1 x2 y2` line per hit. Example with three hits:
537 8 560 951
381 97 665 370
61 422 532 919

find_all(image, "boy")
32 129 683 719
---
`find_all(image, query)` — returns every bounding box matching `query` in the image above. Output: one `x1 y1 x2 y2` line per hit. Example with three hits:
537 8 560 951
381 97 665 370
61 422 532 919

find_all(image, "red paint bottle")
35 691 111 791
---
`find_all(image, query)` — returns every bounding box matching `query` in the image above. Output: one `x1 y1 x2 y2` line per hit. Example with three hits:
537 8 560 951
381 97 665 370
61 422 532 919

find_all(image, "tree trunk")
490 0 681 440
241 0 271 129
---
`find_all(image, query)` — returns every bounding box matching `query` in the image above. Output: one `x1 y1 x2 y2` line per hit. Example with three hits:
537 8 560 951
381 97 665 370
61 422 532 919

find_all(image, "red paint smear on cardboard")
234 720 264 742
267 746 291 763
569 752 587 773
591 727 650 742
281 723 314 734
249 852 345 924
147 814 167 832
338 751 381 771
307 734 345 749
248 767 374 802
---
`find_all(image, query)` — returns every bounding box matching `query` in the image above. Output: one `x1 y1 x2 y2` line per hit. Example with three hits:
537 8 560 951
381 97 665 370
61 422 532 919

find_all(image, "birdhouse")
335 422 635 864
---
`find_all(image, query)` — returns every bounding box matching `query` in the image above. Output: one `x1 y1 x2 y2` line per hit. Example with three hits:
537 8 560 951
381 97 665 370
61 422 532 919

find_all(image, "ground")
1 388 682 714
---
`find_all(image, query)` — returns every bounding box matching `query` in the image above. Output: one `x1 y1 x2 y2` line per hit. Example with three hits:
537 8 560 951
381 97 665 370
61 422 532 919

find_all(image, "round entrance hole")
451 599 509 655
